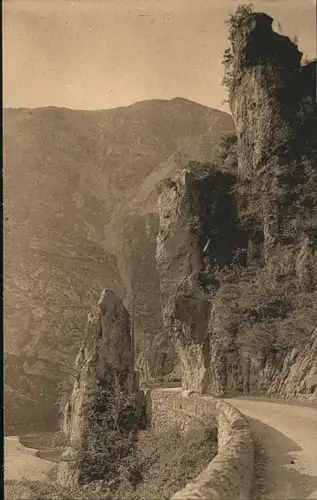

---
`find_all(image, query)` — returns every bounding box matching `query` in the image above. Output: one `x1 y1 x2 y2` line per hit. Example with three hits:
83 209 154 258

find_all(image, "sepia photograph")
3 0 317 499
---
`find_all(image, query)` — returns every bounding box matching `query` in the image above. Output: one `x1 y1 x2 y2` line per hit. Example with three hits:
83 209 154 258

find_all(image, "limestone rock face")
225 326 317 401
261 327 317 400
156 163 242 393
232 13 302 73
155 12 317 402
229 12 303 178
57 289 145 488
156 168 208 393
206 327 317 401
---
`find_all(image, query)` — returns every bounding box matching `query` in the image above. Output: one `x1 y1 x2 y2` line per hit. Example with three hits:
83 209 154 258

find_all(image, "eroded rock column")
229 12 302 178
57 289 146 488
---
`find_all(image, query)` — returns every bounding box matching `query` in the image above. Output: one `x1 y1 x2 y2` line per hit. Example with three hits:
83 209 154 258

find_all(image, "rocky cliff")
57 289 146 488
156 10 317 401
156 162 243 392
229 12 316 178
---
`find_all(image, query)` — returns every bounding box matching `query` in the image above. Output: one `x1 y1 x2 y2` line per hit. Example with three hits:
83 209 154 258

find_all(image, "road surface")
227 398 317 499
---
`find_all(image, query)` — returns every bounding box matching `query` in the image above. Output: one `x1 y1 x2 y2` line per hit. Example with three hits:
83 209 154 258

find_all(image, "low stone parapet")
147 390 254 500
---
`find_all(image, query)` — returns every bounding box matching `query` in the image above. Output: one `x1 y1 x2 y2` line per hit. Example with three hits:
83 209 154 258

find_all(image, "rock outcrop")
227 11 317 399
205 324 317 401
156 167 210 393
156 10 317 402
156 163 244 392
229 12 304 178
259 326 317 401
57 289 146 488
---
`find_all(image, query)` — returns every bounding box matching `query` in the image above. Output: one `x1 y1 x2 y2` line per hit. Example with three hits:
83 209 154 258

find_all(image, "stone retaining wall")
146 390 254 500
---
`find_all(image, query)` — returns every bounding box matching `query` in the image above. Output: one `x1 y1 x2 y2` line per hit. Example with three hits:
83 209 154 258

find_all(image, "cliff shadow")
195 169 248 270
248 416 317 500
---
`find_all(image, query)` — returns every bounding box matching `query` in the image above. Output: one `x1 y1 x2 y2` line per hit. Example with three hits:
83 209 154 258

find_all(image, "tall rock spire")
228 12 303 178
58 289 146 488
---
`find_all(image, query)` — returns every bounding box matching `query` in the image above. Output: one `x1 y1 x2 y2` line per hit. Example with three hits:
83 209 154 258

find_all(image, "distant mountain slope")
4 98 234 426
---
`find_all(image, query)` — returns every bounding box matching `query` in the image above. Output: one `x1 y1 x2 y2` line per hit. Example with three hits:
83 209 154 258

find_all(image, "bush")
71 378 143 485
222 4 255 91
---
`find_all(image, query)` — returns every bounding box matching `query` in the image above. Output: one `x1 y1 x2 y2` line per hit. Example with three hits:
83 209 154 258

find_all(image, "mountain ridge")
3 96 224 113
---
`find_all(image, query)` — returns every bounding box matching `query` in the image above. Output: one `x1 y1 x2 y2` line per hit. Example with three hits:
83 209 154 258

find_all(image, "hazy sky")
3 0 316 111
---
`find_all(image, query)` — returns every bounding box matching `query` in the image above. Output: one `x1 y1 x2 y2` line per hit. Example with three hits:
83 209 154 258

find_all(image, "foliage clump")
69 374 146 485
222 3 254 91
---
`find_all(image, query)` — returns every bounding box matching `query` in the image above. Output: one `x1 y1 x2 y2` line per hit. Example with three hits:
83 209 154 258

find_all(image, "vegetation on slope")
5 423 217 500
203 4 317 377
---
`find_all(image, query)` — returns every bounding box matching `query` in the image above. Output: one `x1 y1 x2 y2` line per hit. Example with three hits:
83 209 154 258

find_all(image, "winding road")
157 387 317 498
227 398 317 499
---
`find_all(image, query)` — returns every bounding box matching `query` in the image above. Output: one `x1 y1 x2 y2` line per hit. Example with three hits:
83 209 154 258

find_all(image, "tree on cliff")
222 3 254 91
227 3 254 39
